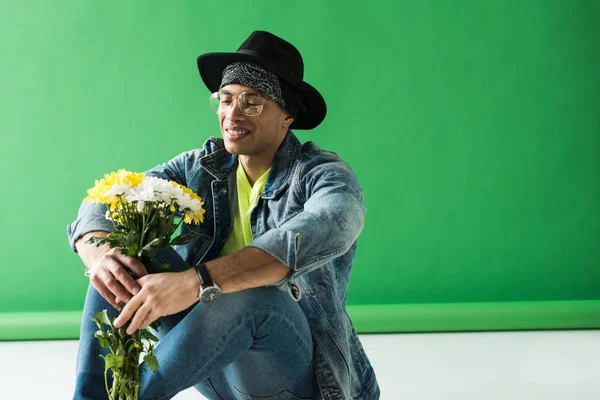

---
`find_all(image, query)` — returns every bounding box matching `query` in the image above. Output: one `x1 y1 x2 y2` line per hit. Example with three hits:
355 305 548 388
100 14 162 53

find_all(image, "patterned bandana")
220 62 286 109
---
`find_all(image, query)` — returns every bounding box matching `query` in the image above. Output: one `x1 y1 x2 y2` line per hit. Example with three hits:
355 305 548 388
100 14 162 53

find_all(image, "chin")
223 141 244 156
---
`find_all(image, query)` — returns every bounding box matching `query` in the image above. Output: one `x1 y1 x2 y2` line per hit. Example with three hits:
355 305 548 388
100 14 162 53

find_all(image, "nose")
225 97 246 122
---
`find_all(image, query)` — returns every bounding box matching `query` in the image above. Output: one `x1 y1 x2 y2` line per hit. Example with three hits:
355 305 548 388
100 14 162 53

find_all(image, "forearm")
75 231 110 269
203 247 291 294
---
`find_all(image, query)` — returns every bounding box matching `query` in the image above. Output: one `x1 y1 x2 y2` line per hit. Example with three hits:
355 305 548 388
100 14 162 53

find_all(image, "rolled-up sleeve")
66 201 112 252
250 160 366 274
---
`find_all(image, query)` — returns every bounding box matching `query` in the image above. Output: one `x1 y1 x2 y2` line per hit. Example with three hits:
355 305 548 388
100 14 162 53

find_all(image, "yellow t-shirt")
220 163 271 256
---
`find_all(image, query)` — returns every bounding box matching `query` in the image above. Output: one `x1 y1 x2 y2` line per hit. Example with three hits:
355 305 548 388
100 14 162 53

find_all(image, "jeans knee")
203 285 299 321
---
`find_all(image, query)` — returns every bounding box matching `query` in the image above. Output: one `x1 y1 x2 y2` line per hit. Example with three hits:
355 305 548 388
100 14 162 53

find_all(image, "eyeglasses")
209 91 274 116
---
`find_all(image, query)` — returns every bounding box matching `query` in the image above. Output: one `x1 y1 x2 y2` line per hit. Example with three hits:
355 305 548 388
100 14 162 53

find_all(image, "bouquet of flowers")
83 169 205 400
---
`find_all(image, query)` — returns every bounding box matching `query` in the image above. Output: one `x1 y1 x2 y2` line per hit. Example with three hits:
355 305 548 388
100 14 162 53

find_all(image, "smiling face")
218 84 294 171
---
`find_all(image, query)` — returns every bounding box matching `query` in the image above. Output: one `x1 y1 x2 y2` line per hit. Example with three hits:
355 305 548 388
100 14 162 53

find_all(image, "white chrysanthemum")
125 179 159 204
105 183 132 201
111 175 205 224
189 198 203 212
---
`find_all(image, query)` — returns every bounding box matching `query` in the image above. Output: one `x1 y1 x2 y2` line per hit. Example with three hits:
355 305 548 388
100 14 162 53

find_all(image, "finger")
129 303 154 335
114 296 126 308
127 302 153 335
114 292 144 329
105 276 133 303
107 258 141 297
119 255 148 278
88 274 120 310
139 311 158 332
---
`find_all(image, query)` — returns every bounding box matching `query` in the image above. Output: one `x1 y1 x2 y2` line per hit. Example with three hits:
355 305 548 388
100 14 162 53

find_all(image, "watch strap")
194 263 213 287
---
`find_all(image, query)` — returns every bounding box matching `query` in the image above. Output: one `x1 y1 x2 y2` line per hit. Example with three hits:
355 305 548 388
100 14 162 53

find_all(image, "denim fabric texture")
67 130 380 399
75 247 318 400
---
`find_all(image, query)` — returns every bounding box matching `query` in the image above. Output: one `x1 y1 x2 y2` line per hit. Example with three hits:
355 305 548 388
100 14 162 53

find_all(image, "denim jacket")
67 131 380 399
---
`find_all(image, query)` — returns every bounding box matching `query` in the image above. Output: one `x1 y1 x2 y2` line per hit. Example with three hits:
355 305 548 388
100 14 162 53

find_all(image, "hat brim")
197 52 326 130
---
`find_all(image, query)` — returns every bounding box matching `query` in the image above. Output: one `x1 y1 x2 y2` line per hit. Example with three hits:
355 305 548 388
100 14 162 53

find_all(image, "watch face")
200 286 222 303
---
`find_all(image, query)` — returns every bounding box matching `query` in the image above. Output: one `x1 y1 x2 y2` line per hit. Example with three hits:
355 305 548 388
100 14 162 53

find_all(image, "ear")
282 113 294 128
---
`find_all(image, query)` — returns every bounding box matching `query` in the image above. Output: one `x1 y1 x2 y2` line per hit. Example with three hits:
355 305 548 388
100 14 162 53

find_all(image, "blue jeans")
74 248 318 400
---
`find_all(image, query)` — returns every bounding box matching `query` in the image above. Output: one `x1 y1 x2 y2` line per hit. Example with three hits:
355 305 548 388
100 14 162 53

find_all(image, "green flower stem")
94 195 201 399
139 206 148 251
104 370 111 400
116 196 131 228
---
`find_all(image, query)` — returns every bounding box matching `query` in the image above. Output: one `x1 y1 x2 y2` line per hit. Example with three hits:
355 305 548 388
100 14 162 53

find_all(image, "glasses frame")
209 91 275 117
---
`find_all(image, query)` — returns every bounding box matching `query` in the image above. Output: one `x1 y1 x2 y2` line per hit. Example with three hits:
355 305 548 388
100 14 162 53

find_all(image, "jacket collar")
263 130 302 199
199 130 302 198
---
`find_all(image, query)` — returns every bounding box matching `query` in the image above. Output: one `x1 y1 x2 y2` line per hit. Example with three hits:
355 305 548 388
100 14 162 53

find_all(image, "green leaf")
92 310 112 327
148 320 162 331
158 217 178 238
146 228 158 244
89 235 124 250
94 330 111 348
124 230 138 244
126 244 139 258
85 236 100 245
169 233 196 246
144 353 159 372
116 342 125 356
137 237 168 259
104 354 124 371
140 329 159 342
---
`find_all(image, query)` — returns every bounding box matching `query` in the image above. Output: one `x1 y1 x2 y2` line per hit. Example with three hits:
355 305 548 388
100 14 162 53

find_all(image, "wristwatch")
194 263 222 303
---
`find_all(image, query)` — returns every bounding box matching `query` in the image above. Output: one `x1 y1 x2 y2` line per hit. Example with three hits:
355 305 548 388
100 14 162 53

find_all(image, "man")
68 31 380 399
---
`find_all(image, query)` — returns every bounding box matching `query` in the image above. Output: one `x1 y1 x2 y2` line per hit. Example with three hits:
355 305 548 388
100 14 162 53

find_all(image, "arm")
250 159 366 274
203 247 290 293
114 247 289 334
115 158 364 333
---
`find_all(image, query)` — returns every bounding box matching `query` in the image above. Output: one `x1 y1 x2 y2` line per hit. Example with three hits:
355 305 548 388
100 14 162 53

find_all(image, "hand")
87 247 149 310
114 269 199 335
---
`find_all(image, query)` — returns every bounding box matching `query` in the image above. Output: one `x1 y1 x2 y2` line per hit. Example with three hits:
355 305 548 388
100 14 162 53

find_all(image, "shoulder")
294 141 361 192
297 141 357 177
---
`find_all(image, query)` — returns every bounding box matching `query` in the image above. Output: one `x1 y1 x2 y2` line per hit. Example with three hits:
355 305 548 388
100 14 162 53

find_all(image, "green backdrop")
1 0 599 340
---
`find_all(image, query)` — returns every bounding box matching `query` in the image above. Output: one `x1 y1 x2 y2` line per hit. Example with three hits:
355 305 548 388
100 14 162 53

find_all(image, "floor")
1 330 599 399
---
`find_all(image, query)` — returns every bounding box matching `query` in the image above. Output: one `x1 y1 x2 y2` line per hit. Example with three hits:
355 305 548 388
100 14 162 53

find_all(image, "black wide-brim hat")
197 31 327 130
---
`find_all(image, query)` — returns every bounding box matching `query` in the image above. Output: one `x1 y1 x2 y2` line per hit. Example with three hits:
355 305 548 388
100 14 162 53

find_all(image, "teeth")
228 129 249 135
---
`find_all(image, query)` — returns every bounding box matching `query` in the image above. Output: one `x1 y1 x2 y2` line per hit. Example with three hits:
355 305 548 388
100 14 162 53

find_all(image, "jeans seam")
206 377 225 400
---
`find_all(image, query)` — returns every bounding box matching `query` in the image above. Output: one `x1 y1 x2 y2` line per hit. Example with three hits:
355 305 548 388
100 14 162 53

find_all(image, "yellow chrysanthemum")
83 169 144 205
104 169 144 189
180 185 205 206
184 208 205 225
174 183 205 225
83 180 111 204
